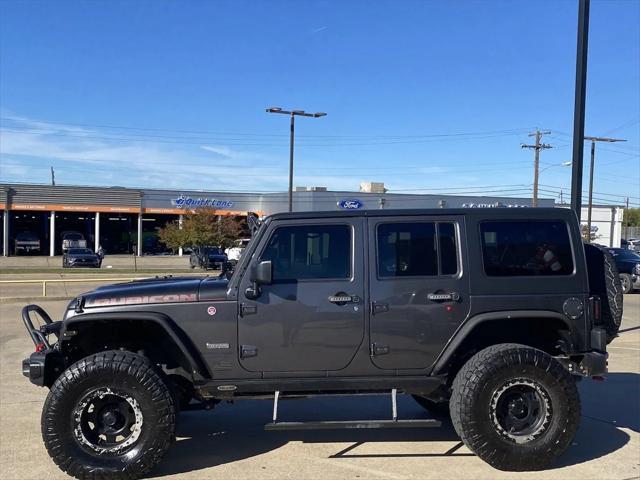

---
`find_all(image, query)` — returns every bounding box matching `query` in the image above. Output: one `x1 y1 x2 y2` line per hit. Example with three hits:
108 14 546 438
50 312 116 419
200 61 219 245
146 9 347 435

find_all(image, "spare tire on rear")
583 243 623 342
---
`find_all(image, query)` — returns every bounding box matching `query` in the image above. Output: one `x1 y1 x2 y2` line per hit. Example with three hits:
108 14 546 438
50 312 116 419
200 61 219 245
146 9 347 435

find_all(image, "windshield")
64 233 83 240
202 247 222 255
68 248 94 255
16 232 38 240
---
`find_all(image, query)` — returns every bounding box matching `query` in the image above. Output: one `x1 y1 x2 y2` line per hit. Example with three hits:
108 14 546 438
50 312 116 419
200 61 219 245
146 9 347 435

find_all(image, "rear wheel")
450 343 580 471
42 351 175 480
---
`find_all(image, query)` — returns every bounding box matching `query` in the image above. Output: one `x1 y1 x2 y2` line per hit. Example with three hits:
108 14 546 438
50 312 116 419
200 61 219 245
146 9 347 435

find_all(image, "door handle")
372 302 389 314
328 294 360 305
427 292 460 302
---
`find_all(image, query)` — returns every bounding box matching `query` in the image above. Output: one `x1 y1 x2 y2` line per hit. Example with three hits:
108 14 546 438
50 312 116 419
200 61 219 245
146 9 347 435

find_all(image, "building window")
377 222 459 277
480 220 574 277
260 225 351 281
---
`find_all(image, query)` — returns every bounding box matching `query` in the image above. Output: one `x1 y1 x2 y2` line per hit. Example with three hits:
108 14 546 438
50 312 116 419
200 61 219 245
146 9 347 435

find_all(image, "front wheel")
620 273 633 294
42 351 176 480
450 343 580 471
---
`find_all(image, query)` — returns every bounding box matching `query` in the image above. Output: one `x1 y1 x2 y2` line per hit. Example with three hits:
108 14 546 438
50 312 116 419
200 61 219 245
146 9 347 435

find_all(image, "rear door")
237 218 366 373
368 215 470 370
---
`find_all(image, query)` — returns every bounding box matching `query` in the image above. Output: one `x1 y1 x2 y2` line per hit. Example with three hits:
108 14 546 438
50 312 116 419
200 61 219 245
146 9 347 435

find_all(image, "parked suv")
607 247 640 293
225 238 251 264
21 208 621 479
189 245 228 270
14 231 41 255
61 231 87 252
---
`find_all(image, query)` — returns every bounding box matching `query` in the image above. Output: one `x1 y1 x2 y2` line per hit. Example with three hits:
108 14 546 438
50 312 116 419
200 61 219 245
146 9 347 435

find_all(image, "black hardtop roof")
267 207 576 221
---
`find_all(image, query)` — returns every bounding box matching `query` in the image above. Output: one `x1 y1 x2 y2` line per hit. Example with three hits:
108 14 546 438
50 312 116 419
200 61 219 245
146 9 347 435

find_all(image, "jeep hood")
81 276 229 308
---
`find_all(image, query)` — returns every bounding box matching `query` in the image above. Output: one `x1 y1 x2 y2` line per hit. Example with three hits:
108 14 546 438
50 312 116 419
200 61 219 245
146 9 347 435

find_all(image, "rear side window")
480 220 574 276
260 224 351 281
377 222 459 277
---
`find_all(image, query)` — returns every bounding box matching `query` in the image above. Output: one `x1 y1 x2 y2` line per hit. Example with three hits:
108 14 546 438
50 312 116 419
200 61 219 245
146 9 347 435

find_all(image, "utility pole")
521 130 552 207
266 107 327 212
50 167 55 186
584 136 626 242
570 0 590 220
625 197 629 241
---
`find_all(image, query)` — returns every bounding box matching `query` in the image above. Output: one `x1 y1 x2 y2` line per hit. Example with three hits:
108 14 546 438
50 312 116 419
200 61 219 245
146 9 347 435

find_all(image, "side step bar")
265 388 442 431
265 419 441 431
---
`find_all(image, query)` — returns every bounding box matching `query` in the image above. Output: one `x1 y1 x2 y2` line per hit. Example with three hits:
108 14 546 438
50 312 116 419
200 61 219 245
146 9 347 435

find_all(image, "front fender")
63 311 211 381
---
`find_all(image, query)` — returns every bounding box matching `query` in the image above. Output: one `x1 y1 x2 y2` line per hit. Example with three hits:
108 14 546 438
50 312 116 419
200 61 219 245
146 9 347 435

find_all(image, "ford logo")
338 199 363 210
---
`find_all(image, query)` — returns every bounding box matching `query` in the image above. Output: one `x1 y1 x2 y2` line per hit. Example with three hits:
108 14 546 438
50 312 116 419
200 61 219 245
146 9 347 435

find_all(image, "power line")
0 116 534 139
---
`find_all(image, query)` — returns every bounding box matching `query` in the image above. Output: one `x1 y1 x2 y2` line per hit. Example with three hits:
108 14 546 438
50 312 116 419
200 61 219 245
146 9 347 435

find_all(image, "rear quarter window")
480 220 574 276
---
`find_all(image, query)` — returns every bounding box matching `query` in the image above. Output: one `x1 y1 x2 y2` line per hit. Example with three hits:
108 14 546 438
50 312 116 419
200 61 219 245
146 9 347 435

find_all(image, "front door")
238 218 365 373
368 216 470 370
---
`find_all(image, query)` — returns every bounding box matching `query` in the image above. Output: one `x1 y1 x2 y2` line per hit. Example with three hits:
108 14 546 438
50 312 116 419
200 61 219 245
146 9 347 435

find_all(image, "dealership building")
0 182 624 257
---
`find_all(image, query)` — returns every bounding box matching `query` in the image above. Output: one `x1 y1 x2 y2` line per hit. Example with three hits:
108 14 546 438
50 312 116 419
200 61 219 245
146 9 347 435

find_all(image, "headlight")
634 263 640 275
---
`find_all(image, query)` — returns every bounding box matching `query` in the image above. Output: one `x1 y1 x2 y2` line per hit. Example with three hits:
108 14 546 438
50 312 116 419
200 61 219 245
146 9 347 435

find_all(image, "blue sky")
0 0 638 206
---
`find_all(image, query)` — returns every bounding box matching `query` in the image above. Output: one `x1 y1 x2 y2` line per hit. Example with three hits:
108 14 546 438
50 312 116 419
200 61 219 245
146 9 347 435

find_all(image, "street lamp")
583 136 626 242
266 107 327 212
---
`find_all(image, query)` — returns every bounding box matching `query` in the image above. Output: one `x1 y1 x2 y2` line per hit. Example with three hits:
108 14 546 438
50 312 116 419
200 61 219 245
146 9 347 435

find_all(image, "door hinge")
240 303 257 316
240 345 258 358
370 343 390 356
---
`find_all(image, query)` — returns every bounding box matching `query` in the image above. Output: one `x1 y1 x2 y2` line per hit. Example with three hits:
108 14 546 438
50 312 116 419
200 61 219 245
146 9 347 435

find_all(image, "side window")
377 222 459 277
260 224 351 281
439 222 458 275
480 220 574 276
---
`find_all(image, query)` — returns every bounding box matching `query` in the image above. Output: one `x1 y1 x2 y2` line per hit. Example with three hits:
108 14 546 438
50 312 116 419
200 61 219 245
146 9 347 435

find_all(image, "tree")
623 208 640 227
159 208 242 251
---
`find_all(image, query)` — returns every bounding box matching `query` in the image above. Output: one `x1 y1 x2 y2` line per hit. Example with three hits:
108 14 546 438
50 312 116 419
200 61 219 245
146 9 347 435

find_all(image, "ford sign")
338 199 363 210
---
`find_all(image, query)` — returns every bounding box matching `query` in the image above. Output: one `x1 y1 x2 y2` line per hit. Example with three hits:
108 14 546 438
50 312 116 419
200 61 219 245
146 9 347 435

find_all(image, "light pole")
266 107 327 212
583 136 626 242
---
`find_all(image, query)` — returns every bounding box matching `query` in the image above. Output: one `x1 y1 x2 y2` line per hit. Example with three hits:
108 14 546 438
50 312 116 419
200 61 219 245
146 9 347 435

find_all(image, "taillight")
592 296 602 324
35 342 46 353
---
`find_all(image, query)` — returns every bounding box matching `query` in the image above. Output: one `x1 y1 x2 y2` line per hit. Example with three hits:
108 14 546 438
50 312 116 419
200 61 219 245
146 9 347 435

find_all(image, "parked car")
21 208 619 478
61 231 87 252
189 246 228 270
606 247 640 293
62 247 102 268
14 231 41 255
225 238 251 264
627 238 640 252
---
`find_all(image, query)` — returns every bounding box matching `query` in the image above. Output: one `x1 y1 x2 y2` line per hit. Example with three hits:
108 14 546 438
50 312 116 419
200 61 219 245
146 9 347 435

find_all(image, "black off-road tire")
583 243 623 342
42 350 176 480
450 343 580 471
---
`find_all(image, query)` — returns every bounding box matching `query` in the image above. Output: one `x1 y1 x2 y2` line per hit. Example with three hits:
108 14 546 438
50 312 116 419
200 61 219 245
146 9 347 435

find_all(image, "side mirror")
253 260 272 285
245 260 272 300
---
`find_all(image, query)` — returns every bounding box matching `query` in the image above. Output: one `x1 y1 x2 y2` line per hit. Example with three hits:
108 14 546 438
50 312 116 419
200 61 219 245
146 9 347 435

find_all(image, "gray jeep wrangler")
21 208 622 479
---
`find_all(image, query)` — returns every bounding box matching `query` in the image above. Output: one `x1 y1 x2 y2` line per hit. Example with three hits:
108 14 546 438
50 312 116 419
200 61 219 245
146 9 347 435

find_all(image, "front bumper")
21 305 64 387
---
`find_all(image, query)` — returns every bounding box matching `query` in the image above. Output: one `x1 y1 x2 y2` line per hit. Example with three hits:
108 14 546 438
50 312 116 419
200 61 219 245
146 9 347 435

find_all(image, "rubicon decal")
87 293 197 307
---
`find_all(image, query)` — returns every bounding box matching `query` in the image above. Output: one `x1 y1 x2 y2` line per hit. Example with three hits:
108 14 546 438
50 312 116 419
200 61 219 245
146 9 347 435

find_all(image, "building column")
2 210 8 257
94 212 100 252
178 214 184 256
137 213 143 256
49 211 56 257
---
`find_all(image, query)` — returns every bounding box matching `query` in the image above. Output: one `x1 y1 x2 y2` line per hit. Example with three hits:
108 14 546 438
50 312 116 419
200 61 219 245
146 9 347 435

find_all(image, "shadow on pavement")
153 375 637 477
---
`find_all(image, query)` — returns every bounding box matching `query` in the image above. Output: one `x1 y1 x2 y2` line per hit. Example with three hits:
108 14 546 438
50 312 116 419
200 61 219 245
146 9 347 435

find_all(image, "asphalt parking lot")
0 296 638 480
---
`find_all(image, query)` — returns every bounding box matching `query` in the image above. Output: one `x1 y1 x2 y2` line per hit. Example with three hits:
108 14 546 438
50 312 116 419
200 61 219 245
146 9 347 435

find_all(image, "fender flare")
429 310 572 376
63 311 211 380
